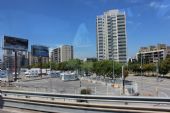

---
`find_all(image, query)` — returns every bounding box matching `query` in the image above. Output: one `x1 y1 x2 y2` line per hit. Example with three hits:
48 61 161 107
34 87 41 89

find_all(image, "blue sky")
0 0 170 59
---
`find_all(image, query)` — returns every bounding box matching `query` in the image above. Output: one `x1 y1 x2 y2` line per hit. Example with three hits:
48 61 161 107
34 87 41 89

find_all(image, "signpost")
3 36 28 82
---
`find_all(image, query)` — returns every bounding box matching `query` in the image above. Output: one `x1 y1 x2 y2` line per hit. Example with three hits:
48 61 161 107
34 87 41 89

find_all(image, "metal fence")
1 78 139 97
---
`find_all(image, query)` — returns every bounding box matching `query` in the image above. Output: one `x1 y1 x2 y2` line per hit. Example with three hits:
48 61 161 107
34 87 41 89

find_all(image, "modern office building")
51 45 73 63
136 44 170 63
96 9 127 63
29 55 49 65
2 50 13 70
29 45 49 65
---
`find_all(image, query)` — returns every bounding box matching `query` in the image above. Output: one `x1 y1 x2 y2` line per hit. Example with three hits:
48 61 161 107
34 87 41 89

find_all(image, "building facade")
83 57 97 62
60 45 73 62
96 9 127 63
51 48 61 63
3 50 28 70
136 44 170 63
30 56 49 65
0 59 2 69
51 45 73 63
29 45 49 65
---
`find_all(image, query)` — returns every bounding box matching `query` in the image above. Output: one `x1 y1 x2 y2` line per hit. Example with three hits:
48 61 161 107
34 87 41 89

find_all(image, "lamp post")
156 51 160 96
112 45 114 80
122 65 125 95
140 53 143 95
14 50 18 82
113 59 114 79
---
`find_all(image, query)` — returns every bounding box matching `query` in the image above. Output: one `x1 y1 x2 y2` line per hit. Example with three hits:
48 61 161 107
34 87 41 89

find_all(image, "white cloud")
149 2 169 9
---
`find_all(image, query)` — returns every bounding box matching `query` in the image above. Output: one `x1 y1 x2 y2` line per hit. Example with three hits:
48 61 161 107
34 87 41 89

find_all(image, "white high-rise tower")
96 9 127 63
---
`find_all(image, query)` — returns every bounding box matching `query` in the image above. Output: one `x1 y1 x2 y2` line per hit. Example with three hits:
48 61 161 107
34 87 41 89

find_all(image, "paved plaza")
126 76 170 97
2 75 169 97
13 77 118 95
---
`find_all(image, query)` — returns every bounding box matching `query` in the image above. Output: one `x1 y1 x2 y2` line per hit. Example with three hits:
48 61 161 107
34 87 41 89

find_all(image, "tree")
42 63 50 69
142 63 156 75
92 60 122 79
123 65 129 78
57 61 69 71
128 63 141 74
56 59 82 72
113 61 122 78
66 59 82 71
159 58 170 75
143 63 156 72
92 61 101 76
31 63 41 68
50 62 57 70
81 62 93 75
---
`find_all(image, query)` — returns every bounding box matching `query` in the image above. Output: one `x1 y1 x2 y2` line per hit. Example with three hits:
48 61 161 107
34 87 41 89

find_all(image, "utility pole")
112 45 114 80
156 51 160 78
156 51 160 96
113 59 114 79
39 57 42 78
50 60 52 71
122 65 125 95
140 53 143 95
14 50 18 81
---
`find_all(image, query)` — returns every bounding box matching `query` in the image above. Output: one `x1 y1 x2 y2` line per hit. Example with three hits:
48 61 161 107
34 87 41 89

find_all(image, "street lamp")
112 46 114 80
140 53 143 95
156 51 160 96
113 58 114 79
122 65 125 95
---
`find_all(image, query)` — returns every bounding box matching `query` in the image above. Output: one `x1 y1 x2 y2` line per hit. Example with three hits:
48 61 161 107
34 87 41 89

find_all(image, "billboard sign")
31 45 49 57
3 36 28 51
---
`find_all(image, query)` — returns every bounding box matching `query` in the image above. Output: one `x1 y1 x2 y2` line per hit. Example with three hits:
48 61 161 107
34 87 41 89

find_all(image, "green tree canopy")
81 62 93 73
159 57 170 75
93 60 122 78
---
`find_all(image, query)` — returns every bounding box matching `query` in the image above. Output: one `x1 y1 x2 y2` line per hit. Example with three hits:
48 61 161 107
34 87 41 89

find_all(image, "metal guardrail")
1 90 170 104
1 90 170 112
3 97 170 113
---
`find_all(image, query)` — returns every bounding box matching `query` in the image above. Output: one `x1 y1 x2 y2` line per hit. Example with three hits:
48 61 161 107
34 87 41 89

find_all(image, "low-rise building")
136 44 170 63
83 57 97 62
